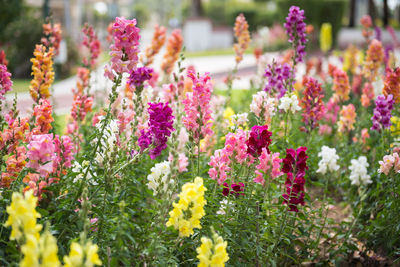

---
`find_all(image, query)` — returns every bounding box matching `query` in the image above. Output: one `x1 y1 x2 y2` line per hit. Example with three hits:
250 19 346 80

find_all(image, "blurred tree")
191 0 203 17
0 0 23 40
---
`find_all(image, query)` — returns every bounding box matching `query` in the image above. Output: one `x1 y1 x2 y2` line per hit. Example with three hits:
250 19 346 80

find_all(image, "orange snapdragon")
233 13 250 64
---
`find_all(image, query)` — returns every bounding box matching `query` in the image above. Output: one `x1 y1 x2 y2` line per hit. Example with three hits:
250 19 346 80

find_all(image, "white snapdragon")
278 94 301 113
71 160 98 185
349 156 372 186
316 146 340 174
231 113 248 128
147 161 173 195
94 118 119 164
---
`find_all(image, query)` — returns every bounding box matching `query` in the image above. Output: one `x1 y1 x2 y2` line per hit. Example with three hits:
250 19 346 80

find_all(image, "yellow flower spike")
39 230 61 267
196 231 229 267
166 177 207 238
20 234 40 267
4 190 42 242
320 23 332 53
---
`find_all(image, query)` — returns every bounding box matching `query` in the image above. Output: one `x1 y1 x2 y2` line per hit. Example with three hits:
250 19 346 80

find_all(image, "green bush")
276 0 347 46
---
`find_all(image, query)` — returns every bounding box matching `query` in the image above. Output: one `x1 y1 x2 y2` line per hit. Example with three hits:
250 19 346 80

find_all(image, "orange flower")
361 82 375 107
161 29 183 75
32 99 54 134
143 25 167 66
362 39 384 82
383 67 400 104
332 69 350 102
338 104 357 133
233 13 250 64
29 44 55 102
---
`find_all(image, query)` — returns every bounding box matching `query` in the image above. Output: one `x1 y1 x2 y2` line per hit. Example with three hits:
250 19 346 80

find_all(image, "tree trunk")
383 0 389 26
191 0 203 17
349 0 356 27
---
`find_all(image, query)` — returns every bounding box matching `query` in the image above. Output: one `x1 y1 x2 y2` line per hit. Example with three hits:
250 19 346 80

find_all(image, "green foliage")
0 0 23 35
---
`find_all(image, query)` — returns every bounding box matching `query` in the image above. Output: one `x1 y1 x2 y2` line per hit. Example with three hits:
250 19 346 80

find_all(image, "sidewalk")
4 54 259 115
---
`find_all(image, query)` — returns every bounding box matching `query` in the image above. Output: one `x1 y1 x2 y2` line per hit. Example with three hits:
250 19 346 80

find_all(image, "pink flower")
0 64 12 99
104 17 140 79
27 134 56 177
54 135 75 169
178 153 188 173
209 149 231 184
254 148 282 185
182 71 213 142
318 124 332 135
379 152 400 175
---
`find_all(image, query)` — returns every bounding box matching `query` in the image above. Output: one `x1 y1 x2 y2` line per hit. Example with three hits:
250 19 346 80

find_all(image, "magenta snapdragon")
371 94 394 131
0 64 12 99
284 6 307 63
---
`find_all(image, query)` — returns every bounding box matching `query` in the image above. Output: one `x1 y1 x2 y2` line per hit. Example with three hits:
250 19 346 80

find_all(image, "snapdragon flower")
279 94 301 114
349 156 372 186
316 146 340 174
147 161 173 195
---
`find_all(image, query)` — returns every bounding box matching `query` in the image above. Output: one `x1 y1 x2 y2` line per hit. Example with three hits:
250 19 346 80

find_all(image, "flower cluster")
362 39 384 81
300 77 325 131
332 69 350 102
279 94 301 114
284 6 307 63
320 23 332 53
166 177 207 237
41 23 62 55
94 118 119 164
147 161 172 195
105 17 140 80
196 232 229 267
29 44 55 102
5 190 42 241
0 63 12 99
32 98 54 134
246 125 272 156
361 82 375 107
82 23 101 68
316 146 340 174
383 67 400 104
209 129 248 184
379 152 400 175
349 156 371 186
143 24 166 66
264 62 292 97
63 241 102 267
128 66 154 88
360 15 373 43
338 104 357 133
343 45 362 74
182 71 213 142
233 13 250 64
250 91 276 124
161 29 183 75
281 147 308 212
138 102 175 159
26 134 56 177
371 94 394 132
254 148 282 185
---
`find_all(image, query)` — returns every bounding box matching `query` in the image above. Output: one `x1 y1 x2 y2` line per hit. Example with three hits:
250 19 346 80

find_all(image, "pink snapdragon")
105 17 140 80
54 135 75 169
27 134 56 177
182 71 213 142
178 153 189 173
0 64 12 99
254 148 282 185
379 153 400 175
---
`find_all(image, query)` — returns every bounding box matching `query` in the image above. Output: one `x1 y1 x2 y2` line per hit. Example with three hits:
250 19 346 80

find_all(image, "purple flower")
128 66 153 88
375 26 382 41
284 6 307 63
371 94 394 131
264 62 292 97
138 102 175 159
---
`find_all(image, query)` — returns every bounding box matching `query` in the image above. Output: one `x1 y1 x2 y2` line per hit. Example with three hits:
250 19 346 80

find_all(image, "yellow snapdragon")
4 190 42 241
223 107 235 127
166 177 207 237
64 241 102 267
196 232 229 267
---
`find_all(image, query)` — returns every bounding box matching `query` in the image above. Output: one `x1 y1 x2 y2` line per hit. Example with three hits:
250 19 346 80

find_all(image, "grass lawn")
184 47 253 58
11 79 31 94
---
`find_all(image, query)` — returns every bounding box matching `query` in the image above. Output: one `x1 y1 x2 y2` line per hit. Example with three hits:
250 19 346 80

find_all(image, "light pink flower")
254 148 282 185
178 153 188 173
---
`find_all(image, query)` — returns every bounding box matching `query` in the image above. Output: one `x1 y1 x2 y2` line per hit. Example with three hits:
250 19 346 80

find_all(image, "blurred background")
1 0 400 80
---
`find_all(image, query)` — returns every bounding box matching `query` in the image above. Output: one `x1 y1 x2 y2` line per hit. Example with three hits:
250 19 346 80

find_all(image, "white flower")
216 199 234 215
279 94 301 114
231 113 248 127
71 160 98 185
147 161 172 195
94 118 119 164
316 146 340 174
349 156 372 186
